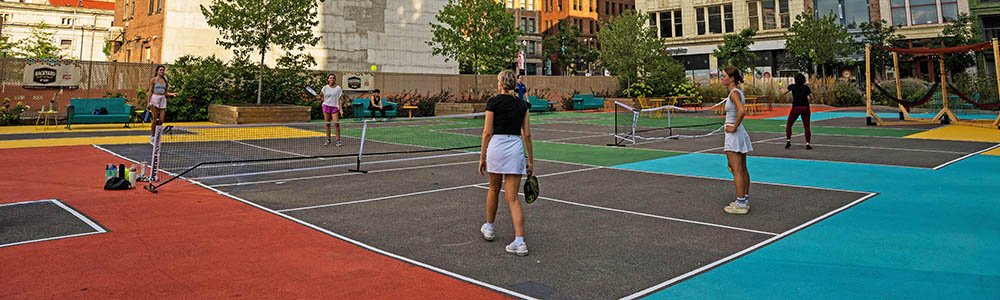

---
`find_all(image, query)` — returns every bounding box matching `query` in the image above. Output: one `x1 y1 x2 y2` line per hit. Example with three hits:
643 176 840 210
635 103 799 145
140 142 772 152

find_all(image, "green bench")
66 98 133 129
572 93 605 110
352 98 399 119
528 96 552 113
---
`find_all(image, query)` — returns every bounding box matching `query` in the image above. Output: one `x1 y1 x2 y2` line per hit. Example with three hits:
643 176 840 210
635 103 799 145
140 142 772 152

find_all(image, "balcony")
984 27 1000 41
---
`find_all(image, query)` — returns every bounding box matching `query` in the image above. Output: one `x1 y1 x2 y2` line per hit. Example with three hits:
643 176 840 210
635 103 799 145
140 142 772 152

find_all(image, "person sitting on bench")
369 89 393 119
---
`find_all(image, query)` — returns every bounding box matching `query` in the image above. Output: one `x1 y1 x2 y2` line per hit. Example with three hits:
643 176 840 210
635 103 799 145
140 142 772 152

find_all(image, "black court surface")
0 199 107 248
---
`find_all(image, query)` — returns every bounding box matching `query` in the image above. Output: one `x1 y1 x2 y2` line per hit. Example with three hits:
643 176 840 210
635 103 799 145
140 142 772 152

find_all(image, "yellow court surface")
905 125 1000 156
0 122 218 135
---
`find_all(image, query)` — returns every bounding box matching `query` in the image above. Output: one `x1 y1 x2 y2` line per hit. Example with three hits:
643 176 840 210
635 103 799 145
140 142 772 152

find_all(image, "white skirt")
486 134 526 175
724 124 753 153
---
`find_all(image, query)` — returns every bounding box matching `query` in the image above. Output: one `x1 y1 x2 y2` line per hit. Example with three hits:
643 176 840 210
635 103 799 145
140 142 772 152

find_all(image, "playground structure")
865 39 1000 129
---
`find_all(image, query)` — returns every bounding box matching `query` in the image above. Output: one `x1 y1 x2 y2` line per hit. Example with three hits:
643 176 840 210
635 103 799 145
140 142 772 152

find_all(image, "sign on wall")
342 71 375 92
22 59 82 89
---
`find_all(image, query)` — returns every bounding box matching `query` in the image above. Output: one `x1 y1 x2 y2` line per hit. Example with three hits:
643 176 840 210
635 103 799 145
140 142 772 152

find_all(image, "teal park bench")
572 94 605 110
527 96 552 113
65 98 133 129
352 98 399 119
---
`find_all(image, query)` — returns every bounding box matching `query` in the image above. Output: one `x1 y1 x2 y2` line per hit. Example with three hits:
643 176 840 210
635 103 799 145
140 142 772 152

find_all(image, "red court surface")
0 146 505 299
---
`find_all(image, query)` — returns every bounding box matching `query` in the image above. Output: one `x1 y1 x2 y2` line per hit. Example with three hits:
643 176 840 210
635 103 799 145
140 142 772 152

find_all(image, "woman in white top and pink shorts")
318 73 344 147
148 65 176 142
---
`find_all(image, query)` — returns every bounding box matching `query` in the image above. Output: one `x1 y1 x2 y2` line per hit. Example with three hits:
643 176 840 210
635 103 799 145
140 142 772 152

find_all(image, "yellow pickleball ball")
370 65 377 72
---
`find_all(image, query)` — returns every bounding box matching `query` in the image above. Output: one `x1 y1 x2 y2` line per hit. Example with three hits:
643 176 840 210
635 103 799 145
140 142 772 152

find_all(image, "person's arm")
727 90 746 132
521 110 533 177
479 111 494 176
148 78 156 108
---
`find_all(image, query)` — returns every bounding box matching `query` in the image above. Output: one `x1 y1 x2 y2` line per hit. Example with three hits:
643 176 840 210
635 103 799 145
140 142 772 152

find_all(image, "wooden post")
932 54 956 123
892 52 910 120
865 44 881 125
993 39 1000 127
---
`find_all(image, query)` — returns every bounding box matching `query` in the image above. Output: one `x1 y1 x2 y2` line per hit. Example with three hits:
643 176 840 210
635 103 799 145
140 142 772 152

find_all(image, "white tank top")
725 88 745 124
322 85 342 108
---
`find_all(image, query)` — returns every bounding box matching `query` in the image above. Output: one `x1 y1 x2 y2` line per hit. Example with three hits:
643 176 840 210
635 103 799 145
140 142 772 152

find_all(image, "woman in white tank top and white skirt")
720 67 753 215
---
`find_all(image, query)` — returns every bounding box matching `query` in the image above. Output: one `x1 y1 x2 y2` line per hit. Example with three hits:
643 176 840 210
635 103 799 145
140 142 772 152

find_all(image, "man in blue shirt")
515 75 528 101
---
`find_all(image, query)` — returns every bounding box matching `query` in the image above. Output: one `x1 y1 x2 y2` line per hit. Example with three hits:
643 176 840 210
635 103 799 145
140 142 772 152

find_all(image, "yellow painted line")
904 125 1000 143
0 125 325 149
0 135 150 149
0 122 218 135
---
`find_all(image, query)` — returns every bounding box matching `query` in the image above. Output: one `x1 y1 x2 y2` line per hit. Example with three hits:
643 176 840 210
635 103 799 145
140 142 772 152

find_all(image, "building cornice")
0 2 114 15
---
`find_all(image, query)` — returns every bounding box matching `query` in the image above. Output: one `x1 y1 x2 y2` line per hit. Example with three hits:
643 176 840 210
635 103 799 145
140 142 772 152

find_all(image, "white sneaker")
149 136 155 145
480 224 494 241
323 139 331 146
335 140 343 147
724 202 750 215
505 241 528 256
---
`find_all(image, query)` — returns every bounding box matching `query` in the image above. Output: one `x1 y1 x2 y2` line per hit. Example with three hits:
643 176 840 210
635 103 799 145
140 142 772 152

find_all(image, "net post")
607 101 627 146
348 119 370 173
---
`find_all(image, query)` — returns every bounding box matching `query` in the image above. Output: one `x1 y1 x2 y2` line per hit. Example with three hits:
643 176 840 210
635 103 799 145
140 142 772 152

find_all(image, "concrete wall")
157 0 457 74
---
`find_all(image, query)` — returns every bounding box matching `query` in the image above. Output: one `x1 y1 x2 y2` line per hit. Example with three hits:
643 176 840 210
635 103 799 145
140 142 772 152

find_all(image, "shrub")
669 81 703 104
832 82 863 107
695 82 729 103
166 55 228 121
0 98 30 126
622 82 653 98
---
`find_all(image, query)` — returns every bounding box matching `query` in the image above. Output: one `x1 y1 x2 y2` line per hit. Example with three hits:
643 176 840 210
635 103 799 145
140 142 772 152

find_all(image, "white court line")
210 160 480 188
276 166 602 213
230 140 310 157
0 199 108 248
932 143 1000 170
191 151 479 180
693 134 798 154
546 133 612 142
620 192 879 300
470 185 778 236
91 144 538 300
755 140 970 154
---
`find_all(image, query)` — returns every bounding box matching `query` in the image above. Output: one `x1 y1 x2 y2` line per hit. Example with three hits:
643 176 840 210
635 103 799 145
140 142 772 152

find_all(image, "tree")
858 21 904 80
428 0 520 93
597 11 684 97
785 9 855 77
201 0 323 104
937 13 982 74
1 34 14 57
713 28 757 74
542 20 596 75
14 23 63 59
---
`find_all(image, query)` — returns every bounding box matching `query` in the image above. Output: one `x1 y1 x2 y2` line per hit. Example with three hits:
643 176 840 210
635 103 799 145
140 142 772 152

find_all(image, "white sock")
513 236 524 244
483 223 493 230
736 197 748 206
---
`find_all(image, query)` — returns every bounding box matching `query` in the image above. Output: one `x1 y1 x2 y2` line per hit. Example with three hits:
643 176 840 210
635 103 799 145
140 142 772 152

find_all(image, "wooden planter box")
434 102 487 116
208 104 311 124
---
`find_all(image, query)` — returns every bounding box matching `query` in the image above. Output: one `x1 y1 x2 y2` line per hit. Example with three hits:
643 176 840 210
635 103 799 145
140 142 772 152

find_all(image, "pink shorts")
322 105 340 114
149 94 167 109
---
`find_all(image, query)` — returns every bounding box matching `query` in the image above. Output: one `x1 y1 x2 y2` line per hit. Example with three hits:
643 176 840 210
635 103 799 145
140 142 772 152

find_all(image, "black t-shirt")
788 84 811 107
486 94 528 135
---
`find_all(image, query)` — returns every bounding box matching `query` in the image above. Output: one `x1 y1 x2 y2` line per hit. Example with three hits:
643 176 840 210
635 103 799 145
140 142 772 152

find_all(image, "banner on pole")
22 59 82 89
342 71 375 92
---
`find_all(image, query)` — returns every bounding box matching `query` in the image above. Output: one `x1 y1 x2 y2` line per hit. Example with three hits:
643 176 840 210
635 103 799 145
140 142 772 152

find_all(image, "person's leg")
332 111 341 142
726 151 747 198
149 106 159 137
371 107 378 119
802 109 812 148
741 153 750 197
485 173 502 224
481 173 503 241
785 108 801 148
323 112 332 144
503 174 525 238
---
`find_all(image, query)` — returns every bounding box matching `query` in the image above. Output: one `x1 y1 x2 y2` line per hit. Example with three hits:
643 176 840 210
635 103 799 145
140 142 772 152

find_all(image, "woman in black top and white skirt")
479 70 534 256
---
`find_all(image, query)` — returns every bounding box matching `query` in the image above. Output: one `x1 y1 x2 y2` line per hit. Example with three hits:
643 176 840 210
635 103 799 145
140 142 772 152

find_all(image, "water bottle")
105 164 113 180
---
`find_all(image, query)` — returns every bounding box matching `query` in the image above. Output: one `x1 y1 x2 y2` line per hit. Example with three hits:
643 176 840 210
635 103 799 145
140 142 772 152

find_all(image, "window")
520 0 526 9
148 0 154 15
649 12 657 29
157 0 162 12
521 18 527 32
144 47 152 63
126 49 131 63
123 2 129 20
779 0 789 28
674 11 682 37
890 0 907 26
529 18 536 33
60 39 72 47
618 3 623 14
910 0 938 25
528 0 534 10
589 0 593 12
606 2 610 15
61 18 74 26
941 0 958 22
130 0 136 18
611 2 615 15
659 12 670 38
697 7 706 35
558 0 562 11
507 0 514 9
528 41 536 54
749 1 759 30
697 4 734 35
761 1 776 30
